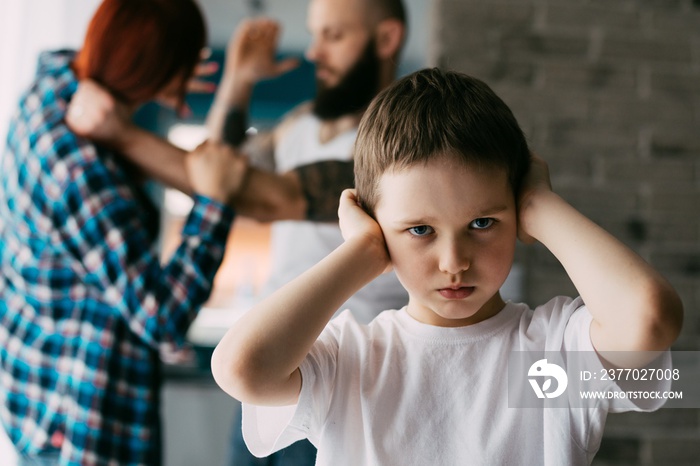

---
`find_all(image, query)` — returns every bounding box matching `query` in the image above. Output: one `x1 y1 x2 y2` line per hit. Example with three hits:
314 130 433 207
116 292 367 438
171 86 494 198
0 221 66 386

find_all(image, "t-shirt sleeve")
242 312 346 457
558 297 672 413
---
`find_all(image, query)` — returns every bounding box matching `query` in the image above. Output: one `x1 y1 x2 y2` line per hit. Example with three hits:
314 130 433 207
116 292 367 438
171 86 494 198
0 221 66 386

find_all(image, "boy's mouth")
437 286 475 300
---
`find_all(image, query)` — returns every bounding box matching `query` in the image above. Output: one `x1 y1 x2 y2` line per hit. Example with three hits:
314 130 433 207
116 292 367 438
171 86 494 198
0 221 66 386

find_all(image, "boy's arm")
211 190 390 406
518 156 683 359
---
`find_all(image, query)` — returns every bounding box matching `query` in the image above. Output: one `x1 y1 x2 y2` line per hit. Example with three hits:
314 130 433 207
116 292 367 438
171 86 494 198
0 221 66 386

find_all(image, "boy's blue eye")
408 225 433 237
471 218 494 230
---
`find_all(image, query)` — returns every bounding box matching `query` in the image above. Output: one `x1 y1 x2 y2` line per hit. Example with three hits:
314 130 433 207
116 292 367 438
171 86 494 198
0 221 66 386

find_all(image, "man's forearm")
117 127 354 224
296 160 355 222
232 160 357 223
232 168 306 221
117 125 304 221
206 77 254 143
118 127 192 194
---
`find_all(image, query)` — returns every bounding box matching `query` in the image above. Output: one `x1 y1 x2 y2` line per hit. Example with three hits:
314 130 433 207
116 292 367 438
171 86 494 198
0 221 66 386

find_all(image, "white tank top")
263 114 408 324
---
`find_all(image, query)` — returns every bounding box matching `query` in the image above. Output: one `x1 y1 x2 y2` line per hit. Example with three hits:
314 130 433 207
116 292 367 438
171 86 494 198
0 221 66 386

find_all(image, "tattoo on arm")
295 160 355 222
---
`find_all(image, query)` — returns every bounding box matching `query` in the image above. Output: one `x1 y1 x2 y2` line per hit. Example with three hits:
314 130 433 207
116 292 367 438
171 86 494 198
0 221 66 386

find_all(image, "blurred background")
1 1 698 465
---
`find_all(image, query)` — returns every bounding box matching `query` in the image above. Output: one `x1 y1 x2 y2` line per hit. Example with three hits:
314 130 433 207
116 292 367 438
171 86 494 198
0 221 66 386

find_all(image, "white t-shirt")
242 297 671 465
264 113 408 324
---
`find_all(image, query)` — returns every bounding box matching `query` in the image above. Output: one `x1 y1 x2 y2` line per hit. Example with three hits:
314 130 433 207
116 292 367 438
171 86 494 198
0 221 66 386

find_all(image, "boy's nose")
438 238 471 276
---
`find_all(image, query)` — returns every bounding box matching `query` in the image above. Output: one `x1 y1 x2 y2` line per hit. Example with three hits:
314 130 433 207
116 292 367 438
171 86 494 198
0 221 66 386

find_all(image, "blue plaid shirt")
0 51 235 465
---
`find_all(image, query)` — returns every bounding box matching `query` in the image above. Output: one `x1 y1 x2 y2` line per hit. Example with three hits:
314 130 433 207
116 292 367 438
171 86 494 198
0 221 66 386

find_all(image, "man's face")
374 158 518 328
311 37 379 120
306 0 373 89
306 0 381 119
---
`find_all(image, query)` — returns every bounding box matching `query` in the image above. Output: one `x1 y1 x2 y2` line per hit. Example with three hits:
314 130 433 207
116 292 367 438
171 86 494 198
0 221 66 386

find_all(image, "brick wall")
430 1 700 464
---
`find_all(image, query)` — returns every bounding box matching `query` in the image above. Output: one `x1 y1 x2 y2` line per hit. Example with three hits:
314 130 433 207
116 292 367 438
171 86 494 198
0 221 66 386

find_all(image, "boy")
211 68 683 465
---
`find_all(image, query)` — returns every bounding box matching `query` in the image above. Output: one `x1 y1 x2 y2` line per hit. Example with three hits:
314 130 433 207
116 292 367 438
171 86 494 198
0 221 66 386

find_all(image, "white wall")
0 4 100 463
0 0 100 149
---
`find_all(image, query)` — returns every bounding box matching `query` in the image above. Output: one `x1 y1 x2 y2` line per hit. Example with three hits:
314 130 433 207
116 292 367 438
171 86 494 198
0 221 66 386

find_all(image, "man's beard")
312 38 380 121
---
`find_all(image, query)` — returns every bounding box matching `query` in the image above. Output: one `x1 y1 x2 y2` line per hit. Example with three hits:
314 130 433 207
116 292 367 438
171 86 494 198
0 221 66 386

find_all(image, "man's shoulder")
274 102 314 139
284 101 314 120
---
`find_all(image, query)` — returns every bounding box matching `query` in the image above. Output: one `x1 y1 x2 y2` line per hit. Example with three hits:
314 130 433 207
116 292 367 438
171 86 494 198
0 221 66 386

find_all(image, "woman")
0 1 246 464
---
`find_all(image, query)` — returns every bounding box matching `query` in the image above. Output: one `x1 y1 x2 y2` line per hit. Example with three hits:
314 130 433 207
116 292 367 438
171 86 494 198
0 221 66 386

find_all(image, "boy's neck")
406 292 507 328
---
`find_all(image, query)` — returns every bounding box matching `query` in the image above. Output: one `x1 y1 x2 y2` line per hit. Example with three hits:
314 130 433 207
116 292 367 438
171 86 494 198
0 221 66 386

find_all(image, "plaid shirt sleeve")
50 137 235 349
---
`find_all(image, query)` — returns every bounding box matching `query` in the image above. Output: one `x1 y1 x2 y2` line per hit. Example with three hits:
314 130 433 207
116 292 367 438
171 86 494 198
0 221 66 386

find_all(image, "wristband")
222 107 248 147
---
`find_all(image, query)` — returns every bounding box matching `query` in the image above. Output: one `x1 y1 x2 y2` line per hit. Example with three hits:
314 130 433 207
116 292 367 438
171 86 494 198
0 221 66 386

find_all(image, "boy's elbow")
211 344 259 402
211 343 296 405
637 281 684 350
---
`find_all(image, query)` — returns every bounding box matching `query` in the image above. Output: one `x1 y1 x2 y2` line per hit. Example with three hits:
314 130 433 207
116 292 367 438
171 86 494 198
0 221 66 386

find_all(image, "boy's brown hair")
354 68 531 214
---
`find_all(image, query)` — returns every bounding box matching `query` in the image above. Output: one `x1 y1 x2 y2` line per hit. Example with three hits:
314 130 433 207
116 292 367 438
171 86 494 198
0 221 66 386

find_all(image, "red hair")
73 0 206 107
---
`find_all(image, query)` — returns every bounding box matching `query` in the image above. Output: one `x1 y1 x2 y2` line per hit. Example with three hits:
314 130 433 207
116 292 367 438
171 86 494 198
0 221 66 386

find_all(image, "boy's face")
374 157 517 327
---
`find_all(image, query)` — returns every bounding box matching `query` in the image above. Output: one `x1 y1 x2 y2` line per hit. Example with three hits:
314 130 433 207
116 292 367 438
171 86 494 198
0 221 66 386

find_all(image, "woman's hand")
185 141 249 204
338 189 392 273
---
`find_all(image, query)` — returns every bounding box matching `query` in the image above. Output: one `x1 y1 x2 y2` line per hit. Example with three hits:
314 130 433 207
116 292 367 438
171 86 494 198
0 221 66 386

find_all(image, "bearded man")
210 2 409 463
66 1 408 464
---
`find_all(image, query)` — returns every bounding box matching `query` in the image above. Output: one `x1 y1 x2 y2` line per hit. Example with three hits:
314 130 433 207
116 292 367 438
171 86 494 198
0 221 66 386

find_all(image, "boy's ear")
375 19 404 60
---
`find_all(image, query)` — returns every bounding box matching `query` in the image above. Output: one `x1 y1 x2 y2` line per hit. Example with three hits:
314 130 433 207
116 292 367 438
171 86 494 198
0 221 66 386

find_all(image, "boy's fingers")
340 189 358 204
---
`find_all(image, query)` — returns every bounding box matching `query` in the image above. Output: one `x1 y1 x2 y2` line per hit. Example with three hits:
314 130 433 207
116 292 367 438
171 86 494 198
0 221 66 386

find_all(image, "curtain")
0 2 99 462
0 0 100 146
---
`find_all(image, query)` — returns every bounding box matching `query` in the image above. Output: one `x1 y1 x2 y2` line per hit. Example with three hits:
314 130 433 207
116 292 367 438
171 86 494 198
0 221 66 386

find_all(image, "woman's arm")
211 190 390 405
518 156 683 359
53 139 243 349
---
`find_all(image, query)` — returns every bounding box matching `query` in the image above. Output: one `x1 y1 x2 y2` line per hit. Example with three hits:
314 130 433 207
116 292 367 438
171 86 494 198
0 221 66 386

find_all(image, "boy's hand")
66 80 134 150
185 141 249 204
338 189 392 272
517 154 553 244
